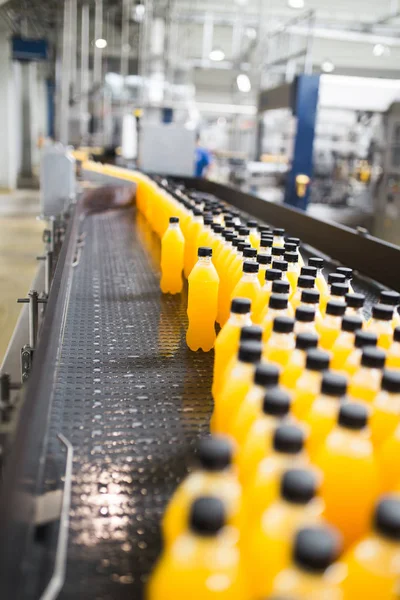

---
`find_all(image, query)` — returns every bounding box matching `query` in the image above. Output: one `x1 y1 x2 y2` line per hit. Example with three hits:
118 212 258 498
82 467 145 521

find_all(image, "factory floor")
0 190 44 363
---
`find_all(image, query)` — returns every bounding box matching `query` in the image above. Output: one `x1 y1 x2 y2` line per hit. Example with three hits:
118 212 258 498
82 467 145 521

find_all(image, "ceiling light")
209 47 225 62
237 73 251 92
95 38 107 49
245 27 257 40
373 43 390 57
133 4 145 22
288 0 305 8
321 59 335 73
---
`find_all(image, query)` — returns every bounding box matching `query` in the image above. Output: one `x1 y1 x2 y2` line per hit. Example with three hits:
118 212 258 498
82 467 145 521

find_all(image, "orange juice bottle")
292 348 330 419
380 290 400 328
211 340 262 434
236 390 292 486
160 217 185 294
259 236 273 257
252 268 282 324
238 225 251 245
271 278 292 299
212 298 251 399
345 292 366 320
326 282 349 314
261 294 292 343
184 208 203 277
378 423 400 492
263 316 296 367
229 363 280 444
316 300 346 351
314 402 380 548
257 253 272 286
368 304 394 350
341 496 400 600
272 259 290 287
228 244 252 296
271 526 343 599
299 288 322 317
370 369 400 448
273 227 285 247
343 330 378 377
272 246 286 261
308 256 329 296
247 219 260 248
387 326 400 368
197 214 214 249
231 261 261 310
243 469 322 599
216 234 238 325
301 265 317 279
305 372 348 459
330 315 363 370
349 346 386 403
320 273 346 314
281 331 319 388
148 497 246 600
286 237 305 266
285 251 301 292
222 325 263 385
186 247 219 352
291 275 316 311
294 306 317 336
336 266 355 294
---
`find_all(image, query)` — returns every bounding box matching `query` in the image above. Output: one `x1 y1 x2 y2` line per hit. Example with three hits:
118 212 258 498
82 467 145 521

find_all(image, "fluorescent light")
133 4 145 22
209 47 225 62
373 43 390 57
245 27 257 40
95 38 107 49
237 73 251 92
321 59 335 73
288 0 305 8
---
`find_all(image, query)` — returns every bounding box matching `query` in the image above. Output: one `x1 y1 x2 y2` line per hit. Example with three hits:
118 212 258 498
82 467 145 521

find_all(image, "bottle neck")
229 313 251 327
241 272 258 282
198 256 212 266
169 223 180 230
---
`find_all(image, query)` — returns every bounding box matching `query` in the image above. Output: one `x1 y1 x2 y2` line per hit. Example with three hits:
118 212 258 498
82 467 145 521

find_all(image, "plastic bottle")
184 208 204 277
343 330 378 377
236 389 293 486
197 214 214 249
217 236 239 325
257 253 271 286
292 348 330 419
148 497 246 600
271 526 343 599
286 236 305 266
186 247 219 352
349 346 386 403
291 275 316 311
272 227 285 247
259 236 273 257
230 261 261 314
212 298 252 399
243 469 322 599
261 294 292 342
263 316 296 367
252 268 282 325
301 265 318 279
336 266 355 294
370 369 400 448
308 256 329 296
380 290 400 328
221 325 263 388
305 372 348 459
211 340 262 434
299 288 322 319
368 304 394 350
378 420 400 492
285 251 301 293
162 437 241 546
345 292 366 320
330 315 363 370
314 403 380 548
281 331 319 388
247 219 260 249
229 362 280 444
341 496 400 600
160 217 185 294
294 306 317 335
272 246 286 260
272 259 290 286
320 273 346 314
387 326 400 369
316 300 347 351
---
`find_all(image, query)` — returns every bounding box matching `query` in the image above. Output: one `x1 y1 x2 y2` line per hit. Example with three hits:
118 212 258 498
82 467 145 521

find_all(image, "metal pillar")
60 0 72 145
93 0 103 85
80 2 90 144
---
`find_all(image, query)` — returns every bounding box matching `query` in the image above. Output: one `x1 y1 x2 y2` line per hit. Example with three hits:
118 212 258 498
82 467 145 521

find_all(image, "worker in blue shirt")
195 133 212 177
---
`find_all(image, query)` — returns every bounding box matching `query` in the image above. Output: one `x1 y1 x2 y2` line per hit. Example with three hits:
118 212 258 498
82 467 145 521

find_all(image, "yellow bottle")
305 372 348 459
197 214 214 249
229 363 281 444
243 468 322 599
378 423 400 492
221 325 263 389
247 219 260 249
285 251 301 292
272 259 290 288
345 292 366 320
230 261 261 311
292 348 330 419
298 288 322 319
263 316 296 367
216 234 238 325
252 268 282 325
368 304 394 350
212 298 251 399
336 266 355 294
184 209 203 277
256 253 272 286
291 275 317 311
286 236 305 267
294 305 317 336
272 227 285 247
314 403 380 548
316 300 347 351
370 369 400 448
320 273 346 314
387 326 400 369
341 496 400 600
349 346 386 403
308 256 329 296
259 236 273 257
160 217 185 294
380 290 400 328
162 437 241 547
330 315 363 370
261 293 292 342
186 247 219 352
148 497 246 600
211 340 262 434
343 330 378 377
271 526 343 599
281 331 319 389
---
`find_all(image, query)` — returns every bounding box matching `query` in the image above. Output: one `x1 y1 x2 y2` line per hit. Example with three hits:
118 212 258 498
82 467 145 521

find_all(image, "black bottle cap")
239 226 250 236
284 243 297 252
273 423 304 454
295 332 319 350
231 297 251 314
257 253 272 265
345 293 365 309
336 267 353 280
231 238 240 248
338 402 368 430
372 304 394 321
374 496 400 540
331 283 349 297
361 346 386 369
193 208 203 216
380 290 400 306
354 330 377 349
190 496 225 535
287 237 300 246
240 325 263 342
281 469 317 504
198 246 212 257
260 237 273 248
203 215 213 226
254 363 280 387
269 293 288 310
394 326 400 343
306 348 330 371
243 247 258 259
293 526 341 573
259 225 271 234
262 387 291 416
272 280 290 295
247 219 258 228
273 228 285 235
341 315 363 332
301 289 320 305
308 257 324 269
198 436 233 471
326 300 346 317
243 261 259 274
285 251 299 263
301 266 317 278
238 241 251 253
169 216 179 223
321 372 348 397
297 275 315 289
328 272 346 285
272 246 285 257
224 231 235 241
295 306 315 323
266 268 282 282
273 316 295 334
238 341 262 363
272 260 288 272
381 369 400 393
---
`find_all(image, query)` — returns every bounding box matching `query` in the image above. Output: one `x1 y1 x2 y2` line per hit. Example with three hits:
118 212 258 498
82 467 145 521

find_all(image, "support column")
0 30 19 190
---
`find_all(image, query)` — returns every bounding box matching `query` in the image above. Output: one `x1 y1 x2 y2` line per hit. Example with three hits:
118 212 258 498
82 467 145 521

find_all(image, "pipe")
60 0 72 145
80 2 89 144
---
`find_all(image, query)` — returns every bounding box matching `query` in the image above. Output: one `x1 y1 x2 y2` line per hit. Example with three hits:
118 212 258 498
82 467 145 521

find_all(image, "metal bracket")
37 251 54 297
72 234 86 268
20 345 34 383
17 290 47 382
